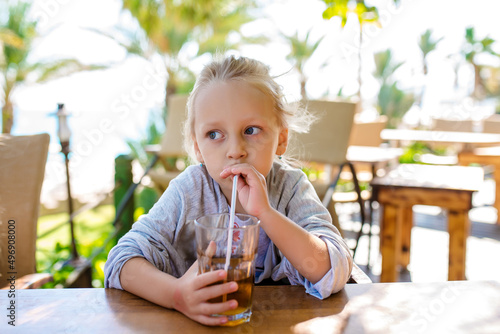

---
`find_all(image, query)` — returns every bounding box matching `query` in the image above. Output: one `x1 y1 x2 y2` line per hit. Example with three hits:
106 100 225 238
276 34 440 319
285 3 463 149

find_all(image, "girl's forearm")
120 257 178 309
258 209 331 283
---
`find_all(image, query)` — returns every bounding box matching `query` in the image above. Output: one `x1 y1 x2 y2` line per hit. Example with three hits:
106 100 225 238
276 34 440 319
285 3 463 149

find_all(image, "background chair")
0 133 53 289
290 100 366 253
483 114 500 134
345 114 389 185
432 118 475 132
147 94 189 192
348 115 388 147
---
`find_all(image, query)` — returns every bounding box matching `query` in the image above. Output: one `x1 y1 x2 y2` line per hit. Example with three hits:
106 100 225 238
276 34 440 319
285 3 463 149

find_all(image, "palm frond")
26 59 108 83
0 28 24 49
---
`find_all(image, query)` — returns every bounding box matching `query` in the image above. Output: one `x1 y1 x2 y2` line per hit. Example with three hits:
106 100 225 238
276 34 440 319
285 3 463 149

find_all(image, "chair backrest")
348 115 388 147
432 118 474 132
483 114 500 134
291 100 357 165
0 133 50 280
158 94 188 157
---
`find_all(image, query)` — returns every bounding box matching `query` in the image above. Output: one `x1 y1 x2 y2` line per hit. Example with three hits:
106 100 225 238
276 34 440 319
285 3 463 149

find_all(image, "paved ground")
337 178 500 283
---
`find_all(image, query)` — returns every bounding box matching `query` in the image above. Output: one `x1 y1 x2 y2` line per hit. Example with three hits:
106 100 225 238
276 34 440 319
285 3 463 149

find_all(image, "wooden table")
371 164 484 282
380 129 500 150
381 129 500 224
2 282 500 333
346 145 403 166
458 146 500 223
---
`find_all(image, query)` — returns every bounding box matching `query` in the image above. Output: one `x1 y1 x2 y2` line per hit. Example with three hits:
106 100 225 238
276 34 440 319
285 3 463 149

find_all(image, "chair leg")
322 162 367 256
321 162 346 208
348 162 366 257
366 163 376 268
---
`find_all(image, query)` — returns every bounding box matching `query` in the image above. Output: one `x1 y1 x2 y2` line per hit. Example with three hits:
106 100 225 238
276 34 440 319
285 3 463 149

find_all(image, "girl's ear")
276 127 288 156
193 137 204 163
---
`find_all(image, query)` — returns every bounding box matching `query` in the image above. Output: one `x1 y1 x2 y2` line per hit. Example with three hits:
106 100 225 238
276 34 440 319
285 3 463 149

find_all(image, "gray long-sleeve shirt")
104 162 353 299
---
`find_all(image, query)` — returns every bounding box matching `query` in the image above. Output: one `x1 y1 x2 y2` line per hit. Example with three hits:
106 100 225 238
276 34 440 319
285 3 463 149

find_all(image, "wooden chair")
483 114 500 134
348 115 388 147
345 115 389 183
432 118 474 132
0 133 53 289
291 100 366 252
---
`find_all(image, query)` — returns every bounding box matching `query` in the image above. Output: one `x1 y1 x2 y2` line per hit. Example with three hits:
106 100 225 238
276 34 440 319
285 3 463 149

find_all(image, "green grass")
36 204 116 288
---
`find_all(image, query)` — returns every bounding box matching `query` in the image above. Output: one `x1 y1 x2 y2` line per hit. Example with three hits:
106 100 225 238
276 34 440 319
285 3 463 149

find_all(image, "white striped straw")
224 174 239 272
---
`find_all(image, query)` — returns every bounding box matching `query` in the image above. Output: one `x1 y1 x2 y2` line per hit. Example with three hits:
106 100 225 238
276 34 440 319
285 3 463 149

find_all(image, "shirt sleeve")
269 167 353 299
104 180 188 289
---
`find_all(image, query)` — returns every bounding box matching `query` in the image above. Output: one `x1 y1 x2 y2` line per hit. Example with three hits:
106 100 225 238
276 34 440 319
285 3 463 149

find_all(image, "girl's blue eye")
245 127 261 135
208 131 222 140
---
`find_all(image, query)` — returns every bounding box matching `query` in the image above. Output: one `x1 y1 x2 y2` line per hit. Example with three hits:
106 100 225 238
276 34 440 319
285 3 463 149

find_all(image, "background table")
371 164 484 282
2 281 500 333
458 146 500 223
380 129 500 150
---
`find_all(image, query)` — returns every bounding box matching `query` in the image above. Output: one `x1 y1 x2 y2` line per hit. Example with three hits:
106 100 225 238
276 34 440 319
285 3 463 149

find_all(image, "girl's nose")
226 136 247 160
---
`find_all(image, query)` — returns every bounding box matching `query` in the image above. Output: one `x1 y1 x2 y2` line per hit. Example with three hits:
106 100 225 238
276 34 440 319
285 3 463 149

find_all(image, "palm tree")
281 29 326 101
417 29 443 106
118 0 262 105
462 26 500 99
0 1 105 134
321 0 401 103
322 0 379 102
419 29 443 76
373 49 414 128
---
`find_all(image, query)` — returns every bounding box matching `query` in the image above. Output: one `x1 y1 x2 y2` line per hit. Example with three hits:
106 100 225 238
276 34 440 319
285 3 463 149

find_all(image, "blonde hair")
183 55 314 163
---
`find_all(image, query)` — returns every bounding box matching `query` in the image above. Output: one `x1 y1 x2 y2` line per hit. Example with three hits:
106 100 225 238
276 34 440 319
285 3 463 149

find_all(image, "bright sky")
9 0 500 205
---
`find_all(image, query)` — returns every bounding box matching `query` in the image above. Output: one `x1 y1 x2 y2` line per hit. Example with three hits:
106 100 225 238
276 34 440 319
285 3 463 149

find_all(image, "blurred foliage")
461 26 500 99
126 108 165 168
302 164 369 193
281 28 327 101
321 0 400 100
418 29 443 76
373 50 415 128
109 0 265 104
416 29 443 109
135 186 159 218
398 142 448 164
37 205 116 288
322 0 380 27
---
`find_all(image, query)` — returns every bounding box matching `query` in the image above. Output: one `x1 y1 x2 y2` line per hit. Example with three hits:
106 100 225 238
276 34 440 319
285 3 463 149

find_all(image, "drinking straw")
224 174 239 272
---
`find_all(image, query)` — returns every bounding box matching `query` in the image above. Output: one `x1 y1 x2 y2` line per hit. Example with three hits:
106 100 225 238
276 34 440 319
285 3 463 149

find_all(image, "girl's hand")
220 163 271 218
173 264 238 326
172 244 239 326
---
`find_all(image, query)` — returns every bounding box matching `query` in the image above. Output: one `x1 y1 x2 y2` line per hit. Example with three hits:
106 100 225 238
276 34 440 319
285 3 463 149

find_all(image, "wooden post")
448 209 469 280
114 155 135 240
380 203 401 282
400 205 413 268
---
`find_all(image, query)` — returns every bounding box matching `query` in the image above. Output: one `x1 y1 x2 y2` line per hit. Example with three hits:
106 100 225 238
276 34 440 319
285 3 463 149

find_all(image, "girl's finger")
199 298 238 317
205 240 217 258
201 280 238 302
195 314 229 326
192 269 227 290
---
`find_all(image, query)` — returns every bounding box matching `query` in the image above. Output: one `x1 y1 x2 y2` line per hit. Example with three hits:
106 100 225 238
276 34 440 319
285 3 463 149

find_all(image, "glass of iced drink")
194 213 260 326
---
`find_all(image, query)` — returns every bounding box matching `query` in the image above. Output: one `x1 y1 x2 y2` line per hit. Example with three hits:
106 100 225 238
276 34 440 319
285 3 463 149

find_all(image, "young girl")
105 55 353 326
